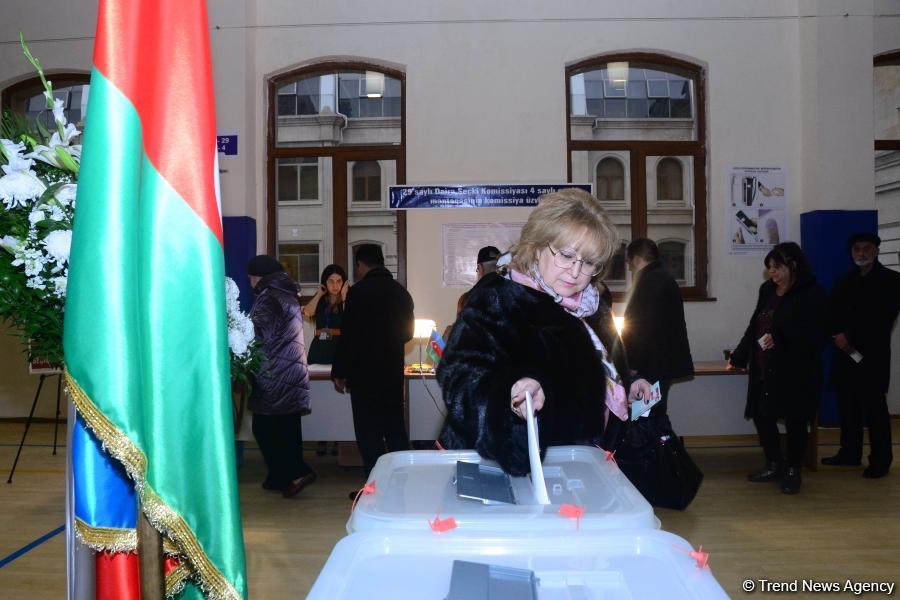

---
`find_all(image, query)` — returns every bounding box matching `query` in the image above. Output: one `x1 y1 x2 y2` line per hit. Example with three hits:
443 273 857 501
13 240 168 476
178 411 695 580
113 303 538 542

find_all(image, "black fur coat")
436 273 630 475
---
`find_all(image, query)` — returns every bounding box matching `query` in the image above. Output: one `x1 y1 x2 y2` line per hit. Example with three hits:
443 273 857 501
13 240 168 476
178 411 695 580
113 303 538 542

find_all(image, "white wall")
1 1 896 417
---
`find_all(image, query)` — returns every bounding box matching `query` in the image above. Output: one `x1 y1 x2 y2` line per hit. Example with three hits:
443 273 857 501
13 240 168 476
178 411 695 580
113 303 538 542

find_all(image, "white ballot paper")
524 390 551 505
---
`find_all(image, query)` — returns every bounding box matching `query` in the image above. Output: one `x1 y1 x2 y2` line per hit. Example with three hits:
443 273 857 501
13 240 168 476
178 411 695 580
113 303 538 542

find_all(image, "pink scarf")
507 268 629 421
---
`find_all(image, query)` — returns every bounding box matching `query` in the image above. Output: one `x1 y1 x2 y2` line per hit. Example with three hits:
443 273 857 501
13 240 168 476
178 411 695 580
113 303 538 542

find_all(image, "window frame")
266 61 407 291
277 241 322 285
874 51 900 153
566 52 708 300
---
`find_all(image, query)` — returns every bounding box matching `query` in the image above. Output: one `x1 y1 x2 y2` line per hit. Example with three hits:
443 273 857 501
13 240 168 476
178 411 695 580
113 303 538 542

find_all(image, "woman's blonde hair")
510 188 618 279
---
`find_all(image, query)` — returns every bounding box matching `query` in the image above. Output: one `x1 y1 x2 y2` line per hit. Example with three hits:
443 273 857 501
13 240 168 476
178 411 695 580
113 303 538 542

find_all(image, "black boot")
748 461 782 482
781 467 801 494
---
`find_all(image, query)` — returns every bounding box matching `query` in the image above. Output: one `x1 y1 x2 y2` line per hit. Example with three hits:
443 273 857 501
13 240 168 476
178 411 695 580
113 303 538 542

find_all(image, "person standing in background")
247 255 316 498
303 263 349 456
455 245 502 315
622 238 694 415
728 242 827 494
303 264 349 365
822 232 900 478
332 244 415 486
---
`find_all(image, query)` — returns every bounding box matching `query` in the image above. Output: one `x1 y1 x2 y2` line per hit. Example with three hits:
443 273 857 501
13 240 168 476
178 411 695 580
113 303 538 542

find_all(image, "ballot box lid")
347 446 659 534
308 529 728 600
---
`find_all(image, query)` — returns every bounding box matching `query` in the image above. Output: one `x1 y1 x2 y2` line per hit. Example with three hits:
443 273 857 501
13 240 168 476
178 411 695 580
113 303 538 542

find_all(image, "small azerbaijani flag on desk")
426 329 446 365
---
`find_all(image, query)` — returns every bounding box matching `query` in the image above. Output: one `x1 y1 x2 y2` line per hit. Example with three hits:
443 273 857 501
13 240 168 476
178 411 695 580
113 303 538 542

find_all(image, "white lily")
0 235 23 254
1 139 35 173
54 183 77 206
50 96 66 127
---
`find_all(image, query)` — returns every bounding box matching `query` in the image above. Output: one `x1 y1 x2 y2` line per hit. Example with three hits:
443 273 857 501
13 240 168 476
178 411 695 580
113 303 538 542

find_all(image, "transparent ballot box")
307 529 729 600
347 446 659 534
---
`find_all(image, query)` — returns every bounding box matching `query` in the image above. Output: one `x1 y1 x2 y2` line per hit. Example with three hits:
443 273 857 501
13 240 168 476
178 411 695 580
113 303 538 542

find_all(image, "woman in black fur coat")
728 242 827 494
436 189 652 475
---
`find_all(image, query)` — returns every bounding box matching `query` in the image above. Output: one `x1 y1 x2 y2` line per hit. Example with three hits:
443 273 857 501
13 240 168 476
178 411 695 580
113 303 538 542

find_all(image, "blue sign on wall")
217 134 238 156
389 184 592 209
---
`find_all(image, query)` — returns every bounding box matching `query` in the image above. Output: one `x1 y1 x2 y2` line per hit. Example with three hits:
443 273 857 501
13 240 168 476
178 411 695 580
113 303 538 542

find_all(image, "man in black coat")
622 239 694 414
822 232 900 478
332 244 415 480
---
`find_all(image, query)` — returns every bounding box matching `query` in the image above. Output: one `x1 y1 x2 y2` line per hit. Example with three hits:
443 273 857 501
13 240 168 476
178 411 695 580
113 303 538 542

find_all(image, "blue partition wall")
223 216 257 313
800 210 878 425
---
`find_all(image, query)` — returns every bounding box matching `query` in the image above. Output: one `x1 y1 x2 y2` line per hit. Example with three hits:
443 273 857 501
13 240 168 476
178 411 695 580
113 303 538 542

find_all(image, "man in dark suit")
622 238 694 414
332 244 415 482
822 232 900 478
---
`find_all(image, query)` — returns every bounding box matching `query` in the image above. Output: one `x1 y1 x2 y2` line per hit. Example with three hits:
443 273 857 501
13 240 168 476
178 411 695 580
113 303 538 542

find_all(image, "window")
277 157 319 202
607 242 629 284
352 161 381 203
875 52 900 271
2 74 90 128
659 240 687 281
656 157 683 202
268 62 406 297
596 157 625 202
568 53 707 298
278 242 320 284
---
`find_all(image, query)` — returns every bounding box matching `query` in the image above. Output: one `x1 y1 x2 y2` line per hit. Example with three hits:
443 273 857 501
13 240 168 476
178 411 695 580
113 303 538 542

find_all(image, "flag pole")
137 510 164 600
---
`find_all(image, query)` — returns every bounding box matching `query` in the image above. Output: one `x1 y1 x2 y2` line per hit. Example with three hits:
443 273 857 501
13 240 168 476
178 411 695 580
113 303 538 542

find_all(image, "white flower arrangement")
1 37 262 384
0 38 81 365
224 277 263 390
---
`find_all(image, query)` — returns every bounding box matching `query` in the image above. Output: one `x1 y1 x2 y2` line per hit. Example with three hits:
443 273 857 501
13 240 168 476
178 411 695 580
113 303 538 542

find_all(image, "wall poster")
442 223 524 287
727 167 787 256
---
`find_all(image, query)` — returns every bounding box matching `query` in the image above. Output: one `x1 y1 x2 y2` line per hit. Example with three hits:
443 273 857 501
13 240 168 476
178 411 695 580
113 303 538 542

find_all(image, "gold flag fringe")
66 371 242 600
166 561 192 598
74 518 137 553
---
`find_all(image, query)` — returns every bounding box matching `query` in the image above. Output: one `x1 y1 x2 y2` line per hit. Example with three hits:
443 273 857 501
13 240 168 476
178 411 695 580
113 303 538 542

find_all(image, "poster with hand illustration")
728 167 787 255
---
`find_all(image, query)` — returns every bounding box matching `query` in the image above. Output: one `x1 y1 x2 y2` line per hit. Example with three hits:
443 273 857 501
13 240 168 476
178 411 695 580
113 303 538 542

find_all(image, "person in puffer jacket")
247 255 316 498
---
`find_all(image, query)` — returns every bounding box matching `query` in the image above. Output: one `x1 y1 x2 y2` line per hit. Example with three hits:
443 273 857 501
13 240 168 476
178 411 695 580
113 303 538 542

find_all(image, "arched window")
659 240 687 281
596 157 625 203
2 73 90 127
568 53 707 298
875 51 900 271
268 62 406 296
656 157 683 202
352 161 381 203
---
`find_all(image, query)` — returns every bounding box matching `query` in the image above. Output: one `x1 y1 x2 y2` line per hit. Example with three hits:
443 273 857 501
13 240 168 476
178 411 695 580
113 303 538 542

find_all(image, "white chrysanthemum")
0 235 22 254
48 205 66 222
51 275 68 297
225 276 240 303
29 209 45 225
0 170 46 208
228 328 250 358
224 277 257 358
42 229 72 265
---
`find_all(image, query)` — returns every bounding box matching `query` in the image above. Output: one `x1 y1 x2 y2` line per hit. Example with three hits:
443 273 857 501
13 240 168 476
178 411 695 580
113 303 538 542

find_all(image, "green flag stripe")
65 68 245 598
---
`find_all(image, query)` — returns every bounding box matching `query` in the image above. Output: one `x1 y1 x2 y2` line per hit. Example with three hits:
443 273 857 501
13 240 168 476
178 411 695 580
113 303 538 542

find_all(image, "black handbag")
614 412 703 510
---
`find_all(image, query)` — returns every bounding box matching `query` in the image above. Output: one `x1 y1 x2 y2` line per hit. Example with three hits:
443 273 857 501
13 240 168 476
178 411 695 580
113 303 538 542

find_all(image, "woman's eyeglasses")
547 245 602 277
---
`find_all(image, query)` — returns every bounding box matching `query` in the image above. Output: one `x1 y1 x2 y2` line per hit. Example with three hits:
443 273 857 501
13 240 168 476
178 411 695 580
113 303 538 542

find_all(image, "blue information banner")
217 134 238 155
389 183 592 209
